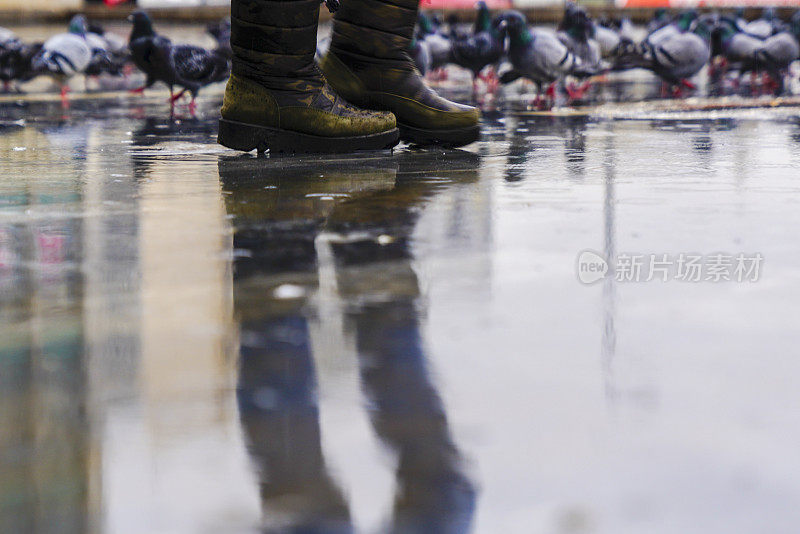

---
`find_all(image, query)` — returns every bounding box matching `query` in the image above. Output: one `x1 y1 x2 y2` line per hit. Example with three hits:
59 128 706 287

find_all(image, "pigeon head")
129 11 156 41
690 16 713 40
711 16 739 53
68 15 88 36
475 1 491 33
790 10 800 38
495 11 530 47
676 10 699 31
88 22 105 36
417 12 434 36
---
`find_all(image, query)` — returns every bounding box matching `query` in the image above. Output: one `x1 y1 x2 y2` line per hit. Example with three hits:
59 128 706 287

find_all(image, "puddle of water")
2 58 800 534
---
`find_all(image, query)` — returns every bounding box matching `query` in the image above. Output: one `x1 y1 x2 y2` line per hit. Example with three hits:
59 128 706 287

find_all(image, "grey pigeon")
497 11 595 106
129 11 230 114
713 16 799 94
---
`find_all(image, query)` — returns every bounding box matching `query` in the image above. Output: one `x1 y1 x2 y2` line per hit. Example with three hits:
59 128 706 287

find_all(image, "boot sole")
398 122 481 148
218 118 400 154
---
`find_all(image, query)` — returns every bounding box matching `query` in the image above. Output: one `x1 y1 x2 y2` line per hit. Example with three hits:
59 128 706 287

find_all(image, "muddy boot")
319 0 480 147
218 0 399 154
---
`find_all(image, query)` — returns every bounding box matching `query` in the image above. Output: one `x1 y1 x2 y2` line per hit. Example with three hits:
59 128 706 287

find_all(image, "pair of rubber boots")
217 0 480 154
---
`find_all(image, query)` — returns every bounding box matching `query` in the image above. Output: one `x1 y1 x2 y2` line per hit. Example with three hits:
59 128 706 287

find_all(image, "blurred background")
2 0 800 23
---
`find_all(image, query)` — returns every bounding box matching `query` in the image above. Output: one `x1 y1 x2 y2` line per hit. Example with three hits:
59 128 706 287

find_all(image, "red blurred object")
103 0 129 6
617 0 800 6
421 0 511 9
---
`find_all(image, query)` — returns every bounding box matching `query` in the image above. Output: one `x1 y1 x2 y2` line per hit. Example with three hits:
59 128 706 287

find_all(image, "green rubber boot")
218 0 399 154
319 0 480 147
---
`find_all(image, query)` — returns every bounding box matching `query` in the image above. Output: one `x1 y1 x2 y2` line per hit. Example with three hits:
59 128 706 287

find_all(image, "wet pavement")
3 86 800 534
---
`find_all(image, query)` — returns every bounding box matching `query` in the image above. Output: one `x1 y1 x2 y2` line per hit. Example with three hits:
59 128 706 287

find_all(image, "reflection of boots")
319 0 480 147
218 0 398 154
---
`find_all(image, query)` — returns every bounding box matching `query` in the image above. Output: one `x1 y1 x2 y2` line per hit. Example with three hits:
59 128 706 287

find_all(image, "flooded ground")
4 41 800 533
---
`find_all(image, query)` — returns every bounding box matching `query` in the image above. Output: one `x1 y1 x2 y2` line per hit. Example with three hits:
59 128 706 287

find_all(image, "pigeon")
644 10 698 49
0 39 43 92
32 15 93 104
792 10 800 40
594 22 622 58
557 3 608 99
0 27 17 45
447 13 469 42
595 16 637 57
639 14 711 96
417 12 452 72
734 7 749 33
85 21 130 77
497 11 596 108
449 2 507 96
409 36 432 76
207 17 232 60
712 16 799 95
744 7 785 39
647 8 671 34
128 11 231 114
84 32 117 77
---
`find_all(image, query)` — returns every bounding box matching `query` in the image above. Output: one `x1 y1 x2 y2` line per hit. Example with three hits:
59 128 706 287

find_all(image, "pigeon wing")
654 33 709 79
41 33 92 75
172 45 214 82
758 32 800 68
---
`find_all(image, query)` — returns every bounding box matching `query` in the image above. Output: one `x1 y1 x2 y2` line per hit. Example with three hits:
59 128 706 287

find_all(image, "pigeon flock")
412 3 800 107
0 11 230 112
2 5 800 113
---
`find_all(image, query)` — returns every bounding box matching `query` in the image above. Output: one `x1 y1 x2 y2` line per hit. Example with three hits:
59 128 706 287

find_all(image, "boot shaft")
231 0 322 88
330 0 419 66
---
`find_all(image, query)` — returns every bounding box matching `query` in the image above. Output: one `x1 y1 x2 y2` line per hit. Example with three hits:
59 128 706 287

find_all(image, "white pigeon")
34 14 93 95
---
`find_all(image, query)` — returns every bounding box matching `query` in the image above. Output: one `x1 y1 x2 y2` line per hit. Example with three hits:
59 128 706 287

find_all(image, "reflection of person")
217 0 480 153
219 153 478 532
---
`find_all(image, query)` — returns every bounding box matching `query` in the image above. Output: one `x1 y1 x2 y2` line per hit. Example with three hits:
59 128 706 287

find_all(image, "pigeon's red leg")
565 82 579 100
545 82 556 99
545 82 557 108
486 66 499 93
680 79 696 90
60 85 70 108
750 71 759 96
188 97 197 116
129 86 146 95
170 89 187 103
566 80 592 101
2 81 9 92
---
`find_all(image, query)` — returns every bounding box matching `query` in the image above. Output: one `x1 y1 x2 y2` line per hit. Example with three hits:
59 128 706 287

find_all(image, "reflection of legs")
231 218 350 532
353 300 475 534
332 229 475 533
237 314 352 532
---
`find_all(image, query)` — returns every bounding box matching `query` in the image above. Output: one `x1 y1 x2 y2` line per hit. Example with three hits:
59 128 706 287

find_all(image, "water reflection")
219 152 478 533
0 127 89 533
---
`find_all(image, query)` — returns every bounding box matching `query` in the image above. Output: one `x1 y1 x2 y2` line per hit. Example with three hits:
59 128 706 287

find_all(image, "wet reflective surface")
4 90 800 534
